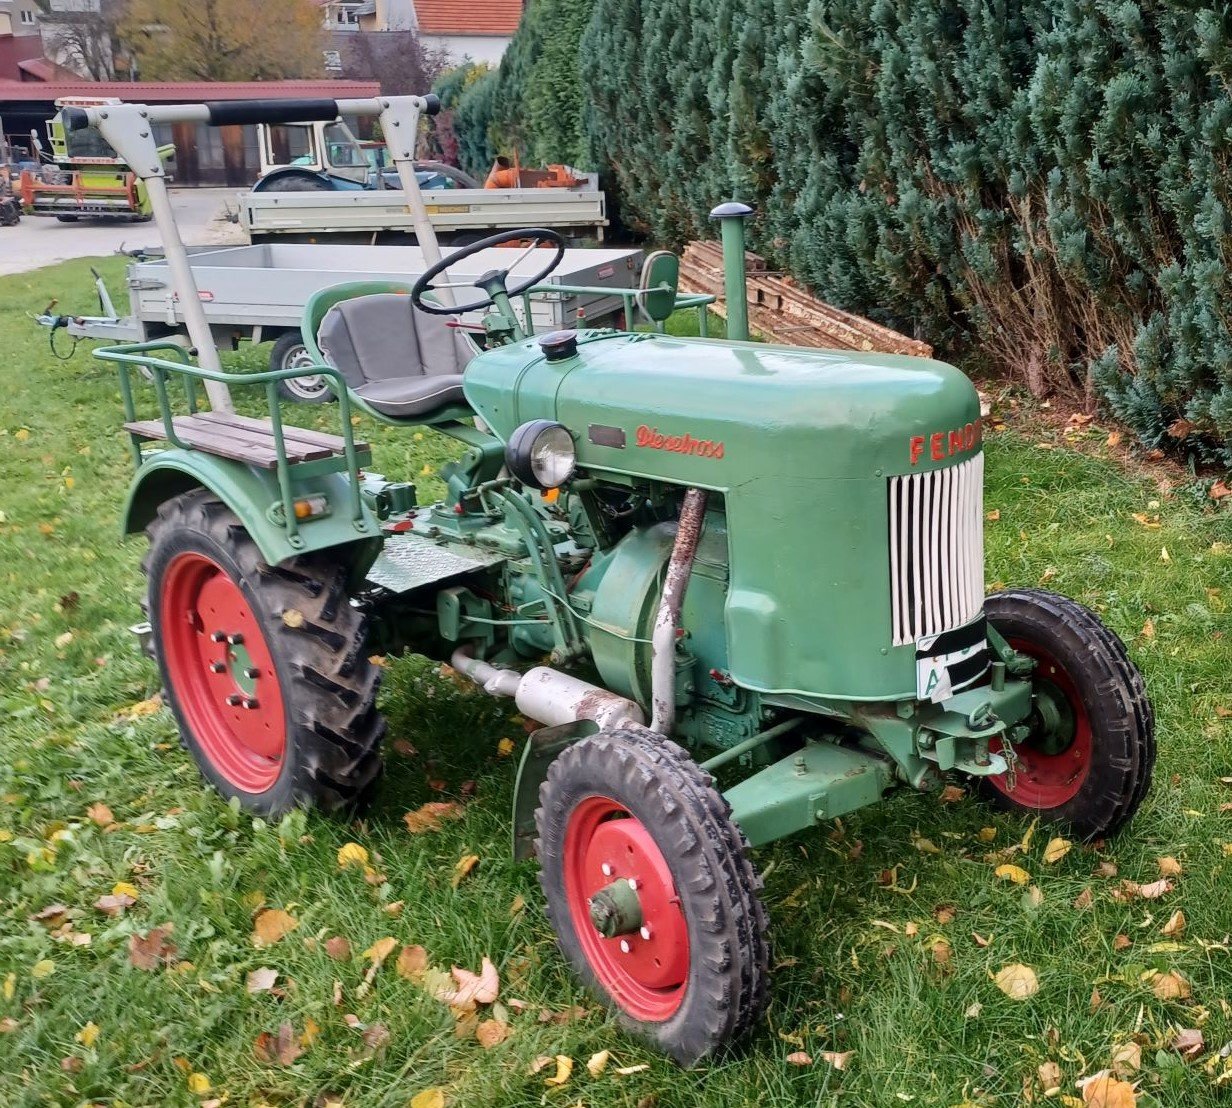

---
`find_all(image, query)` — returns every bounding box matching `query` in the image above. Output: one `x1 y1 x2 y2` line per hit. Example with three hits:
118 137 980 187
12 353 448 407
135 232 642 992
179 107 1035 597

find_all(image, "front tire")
535 728 769 1066
980 588 1154 840
143 489 383 816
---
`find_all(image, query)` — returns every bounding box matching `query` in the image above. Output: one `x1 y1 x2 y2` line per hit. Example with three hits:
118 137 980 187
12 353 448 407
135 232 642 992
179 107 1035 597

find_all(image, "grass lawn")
3 257 1232 1108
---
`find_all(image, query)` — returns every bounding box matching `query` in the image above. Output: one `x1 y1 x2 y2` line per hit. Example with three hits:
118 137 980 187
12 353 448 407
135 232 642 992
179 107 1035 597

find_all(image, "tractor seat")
316 293 475 420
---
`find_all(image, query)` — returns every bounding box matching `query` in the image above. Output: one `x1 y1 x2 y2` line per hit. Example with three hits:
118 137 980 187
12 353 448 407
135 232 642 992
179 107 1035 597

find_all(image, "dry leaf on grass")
1081 1074 1137 1107
586 1050 610 1076
254 1022 304 1066
435 957 498 1007
75 1022 100 1048
129 926 176 971
1038 1060 1062 1092
246 967 278 994
543 1055 573 1086
1157 856 1183 877
1171 1028 1204 1059
1111 1041 1141 1076
995 864 1031 885
1161 910 1186 938
397 944 428 980
451 854 480 888
409 1090 445 1108
94 892 135 916
821 1050 854 1070
1150 970 1191 1000
323 936 351 962
994 963 1039 999
402 801 464 834
1043 837 1073 864
475 1019 510 1049
786 1051 812 1066
613 1064 650 1075
362 937 397 966
252 909 298 947
86 803 115 827
336 842 368 870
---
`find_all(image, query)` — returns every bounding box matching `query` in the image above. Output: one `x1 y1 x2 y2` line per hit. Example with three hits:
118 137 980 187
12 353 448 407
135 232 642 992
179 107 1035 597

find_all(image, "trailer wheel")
980 588 1154 840
271 332 333 404
536 727 769 1066
143 489 383 816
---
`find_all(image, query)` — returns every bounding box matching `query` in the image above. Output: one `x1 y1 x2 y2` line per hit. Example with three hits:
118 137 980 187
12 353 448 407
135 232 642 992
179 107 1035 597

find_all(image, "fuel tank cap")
538 330 578 361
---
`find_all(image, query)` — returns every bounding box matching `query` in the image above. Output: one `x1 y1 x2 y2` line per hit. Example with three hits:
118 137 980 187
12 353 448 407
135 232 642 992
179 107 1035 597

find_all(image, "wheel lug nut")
226 633 244 645
244 667 260 679
210 630 226 642
627 878 639 891
619 939 631 953
241 697 259 710
225 694 242 706
601 863 613 877
639 926 651 941
209 661 225 673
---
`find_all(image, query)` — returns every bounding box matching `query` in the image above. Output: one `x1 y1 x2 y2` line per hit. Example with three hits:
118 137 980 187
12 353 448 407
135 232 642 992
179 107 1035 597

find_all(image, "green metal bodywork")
464 330 983 701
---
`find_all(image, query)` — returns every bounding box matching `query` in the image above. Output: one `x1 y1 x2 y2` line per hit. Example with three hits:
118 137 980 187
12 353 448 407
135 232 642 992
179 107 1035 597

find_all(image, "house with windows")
321 0 522 64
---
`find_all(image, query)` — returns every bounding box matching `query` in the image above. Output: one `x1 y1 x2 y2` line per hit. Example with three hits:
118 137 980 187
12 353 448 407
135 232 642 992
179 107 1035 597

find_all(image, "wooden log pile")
679 241 933 358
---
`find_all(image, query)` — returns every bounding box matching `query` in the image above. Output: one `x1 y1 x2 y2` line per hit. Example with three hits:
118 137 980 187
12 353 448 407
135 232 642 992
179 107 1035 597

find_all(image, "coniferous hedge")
450 2 1232 465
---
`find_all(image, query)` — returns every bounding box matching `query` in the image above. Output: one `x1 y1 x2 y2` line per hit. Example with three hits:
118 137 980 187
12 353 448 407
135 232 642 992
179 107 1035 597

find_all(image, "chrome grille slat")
888 454 984 646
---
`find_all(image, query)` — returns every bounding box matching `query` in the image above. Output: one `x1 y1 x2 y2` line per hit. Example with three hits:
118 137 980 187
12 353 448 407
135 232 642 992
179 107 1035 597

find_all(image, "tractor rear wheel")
535 727 769 1066
143 489 384 816
980 588 1154 840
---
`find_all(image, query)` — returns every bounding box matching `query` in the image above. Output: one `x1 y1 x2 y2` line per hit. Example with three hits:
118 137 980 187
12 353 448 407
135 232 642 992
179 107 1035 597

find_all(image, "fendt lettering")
909 418 982 466
636 423 725 459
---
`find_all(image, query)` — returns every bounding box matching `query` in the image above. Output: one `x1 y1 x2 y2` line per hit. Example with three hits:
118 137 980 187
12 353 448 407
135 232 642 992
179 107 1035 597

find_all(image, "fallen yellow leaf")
475 1018 510 1049
187 1072 211 1095
1151 970 1190 1000
1042 837 1073 864
994 963 1039 999
451 854 480 888
995 864 1031 885
337 842 369 869
30 959 54 979
111 881 140 900
586 1049 610 1076
497 737 515 758
362 936 397 966
1157 856 1183 877
409 1089 446 1108
252 908 298 947
821 1049 855 1070
1081 1074 1137 1107
543 1055 573 1086
1161 909 1186 938
75 1021 100 1048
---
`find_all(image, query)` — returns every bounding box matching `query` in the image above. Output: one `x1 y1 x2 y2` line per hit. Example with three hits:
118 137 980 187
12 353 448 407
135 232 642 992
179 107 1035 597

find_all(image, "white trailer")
44 242 643 401
239 184 608 246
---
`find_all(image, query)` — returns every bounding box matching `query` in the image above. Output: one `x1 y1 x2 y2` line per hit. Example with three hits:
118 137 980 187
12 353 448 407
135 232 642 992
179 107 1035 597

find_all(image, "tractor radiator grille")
888 453 985 647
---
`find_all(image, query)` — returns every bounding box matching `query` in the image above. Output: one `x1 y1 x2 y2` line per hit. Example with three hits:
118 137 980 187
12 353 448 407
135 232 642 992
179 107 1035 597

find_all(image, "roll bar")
72 94 447 412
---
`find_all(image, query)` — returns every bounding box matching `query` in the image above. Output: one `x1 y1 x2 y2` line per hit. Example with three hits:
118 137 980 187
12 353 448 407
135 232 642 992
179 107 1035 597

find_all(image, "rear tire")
143 489 383 816
980 588 1154 840
271 332 333 404
535 727 770 1066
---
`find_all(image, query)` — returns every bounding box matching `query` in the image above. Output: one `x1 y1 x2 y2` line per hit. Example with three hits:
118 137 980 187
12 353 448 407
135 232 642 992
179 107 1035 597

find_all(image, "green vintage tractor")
74 96 1154 1066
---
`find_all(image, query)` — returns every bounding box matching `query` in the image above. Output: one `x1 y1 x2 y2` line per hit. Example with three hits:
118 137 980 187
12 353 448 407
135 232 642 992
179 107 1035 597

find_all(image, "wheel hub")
564 796 690 1016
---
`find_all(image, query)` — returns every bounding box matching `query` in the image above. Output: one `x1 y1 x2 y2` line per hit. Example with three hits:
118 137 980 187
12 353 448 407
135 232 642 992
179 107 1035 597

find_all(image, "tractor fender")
122 450 382 578
512 719 600 860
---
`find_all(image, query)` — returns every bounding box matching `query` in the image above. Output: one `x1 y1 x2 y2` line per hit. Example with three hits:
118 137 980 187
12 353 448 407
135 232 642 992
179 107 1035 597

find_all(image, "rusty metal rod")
650 488 708 735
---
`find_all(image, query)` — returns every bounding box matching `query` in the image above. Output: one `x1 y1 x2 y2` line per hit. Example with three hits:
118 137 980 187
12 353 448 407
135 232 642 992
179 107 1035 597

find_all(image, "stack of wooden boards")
679 241 933 357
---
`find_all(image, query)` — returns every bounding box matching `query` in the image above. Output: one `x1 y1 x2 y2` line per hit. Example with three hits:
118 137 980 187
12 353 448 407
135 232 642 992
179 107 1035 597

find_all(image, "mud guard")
512 719 599 860
122 450 382 581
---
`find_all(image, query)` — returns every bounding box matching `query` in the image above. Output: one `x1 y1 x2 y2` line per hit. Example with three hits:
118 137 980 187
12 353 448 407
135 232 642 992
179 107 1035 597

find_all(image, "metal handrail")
94 341 367 544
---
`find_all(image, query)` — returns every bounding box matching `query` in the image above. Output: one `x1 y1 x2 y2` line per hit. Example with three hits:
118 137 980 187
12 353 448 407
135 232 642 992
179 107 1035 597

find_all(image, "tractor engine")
463 327 987 736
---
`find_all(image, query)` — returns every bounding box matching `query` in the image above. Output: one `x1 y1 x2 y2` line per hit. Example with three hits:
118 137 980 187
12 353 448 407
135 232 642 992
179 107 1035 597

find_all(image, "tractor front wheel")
144 489 384 816
981 588 1154 840
535 728 769 1066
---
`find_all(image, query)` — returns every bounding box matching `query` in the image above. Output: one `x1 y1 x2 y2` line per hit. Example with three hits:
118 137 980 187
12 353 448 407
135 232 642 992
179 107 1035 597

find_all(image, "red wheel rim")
159 551 287 793
563 796 689 1021
988 638 1092 808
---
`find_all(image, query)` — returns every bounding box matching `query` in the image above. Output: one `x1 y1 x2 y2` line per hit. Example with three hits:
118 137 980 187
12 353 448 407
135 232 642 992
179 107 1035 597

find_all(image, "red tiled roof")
17 57 77 81
0 79 381 102
415 0 522 35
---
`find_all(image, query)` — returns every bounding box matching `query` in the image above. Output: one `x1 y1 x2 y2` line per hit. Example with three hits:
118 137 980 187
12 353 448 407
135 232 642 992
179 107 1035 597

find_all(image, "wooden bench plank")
124 418 295 467
193 411 369 455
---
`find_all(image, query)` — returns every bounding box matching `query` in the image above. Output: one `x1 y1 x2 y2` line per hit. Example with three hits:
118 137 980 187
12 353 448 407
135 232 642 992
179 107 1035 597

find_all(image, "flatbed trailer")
44 241 644 399
238 183 607 245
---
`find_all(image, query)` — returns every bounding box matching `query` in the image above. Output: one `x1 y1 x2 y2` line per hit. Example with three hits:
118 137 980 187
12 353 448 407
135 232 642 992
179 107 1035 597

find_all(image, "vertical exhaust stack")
709 201 754 342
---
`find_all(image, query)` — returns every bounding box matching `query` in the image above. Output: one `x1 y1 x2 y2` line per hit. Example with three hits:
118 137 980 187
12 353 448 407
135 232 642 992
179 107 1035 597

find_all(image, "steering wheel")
411 227 566 316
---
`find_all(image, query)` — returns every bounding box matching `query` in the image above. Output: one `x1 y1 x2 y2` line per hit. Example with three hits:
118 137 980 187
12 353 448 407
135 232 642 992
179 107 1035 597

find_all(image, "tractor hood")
464 330 981 483
464 330 985 701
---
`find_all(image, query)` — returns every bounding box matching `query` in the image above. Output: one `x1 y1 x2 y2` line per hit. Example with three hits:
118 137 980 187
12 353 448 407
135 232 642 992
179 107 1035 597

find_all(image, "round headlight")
506 420 577 490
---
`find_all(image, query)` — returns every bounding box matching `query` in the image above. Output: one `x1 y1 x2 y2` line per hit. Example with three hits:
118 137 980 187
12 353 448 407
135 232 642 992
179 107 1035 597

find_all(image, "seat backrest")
316 293 473 389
